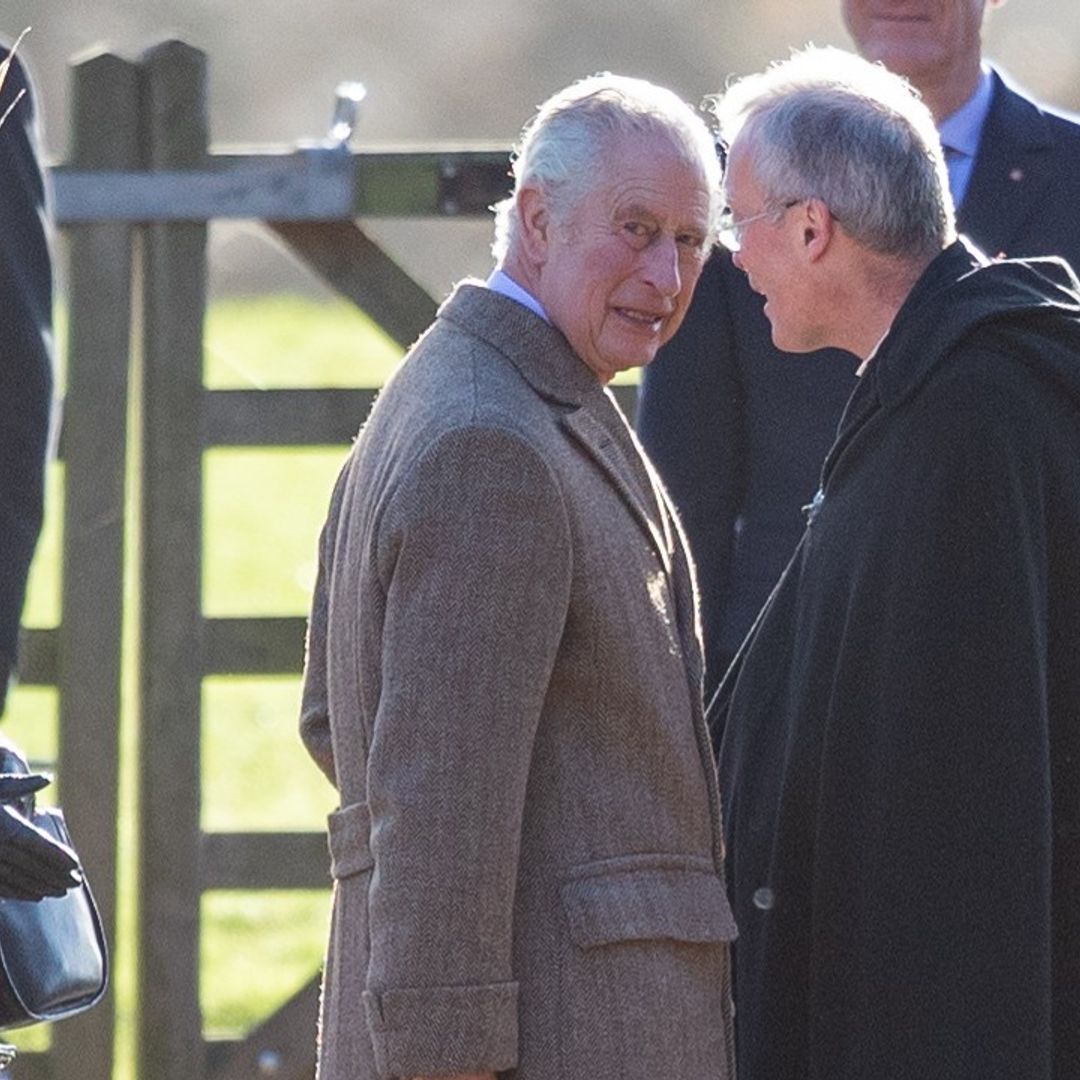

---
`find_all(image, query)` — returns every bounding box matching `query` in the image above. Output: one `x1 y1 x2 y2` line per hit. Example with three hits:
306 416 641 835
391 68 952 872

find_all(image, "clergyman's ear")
802 197 835 262
517 185 552 264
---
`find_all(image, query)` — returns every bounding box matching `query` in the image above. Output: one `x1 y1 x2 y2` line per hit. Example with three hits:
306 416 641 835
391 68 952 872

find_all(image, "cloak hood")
871 239 1080 413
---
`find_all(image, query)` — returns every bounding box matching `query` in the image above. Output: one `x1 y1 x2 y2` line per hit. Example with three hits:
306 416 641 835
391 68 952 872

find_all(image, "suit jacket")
637 69 1080 701
300 284 736 1080
0 45 52 711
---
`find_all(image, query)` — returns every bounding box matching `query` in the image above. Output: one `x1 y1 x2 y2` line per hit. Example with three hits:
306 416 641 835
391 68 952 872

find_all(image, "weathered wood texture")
136 40 210 1080
51 148 513 223
205 979 320 1080
266 221 436 349
50 48 141 1080
202 388 376 447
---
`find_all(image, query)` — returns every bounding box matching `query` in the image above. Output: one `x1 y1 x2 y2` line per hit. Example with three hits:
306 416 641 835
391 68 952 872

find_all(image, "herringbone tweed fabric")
301 283 736 1080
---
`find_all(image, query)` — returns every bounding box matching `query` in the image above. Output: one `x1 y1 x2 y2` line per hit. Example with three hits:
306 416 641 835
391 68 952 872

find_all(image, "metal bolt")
328 81 367 146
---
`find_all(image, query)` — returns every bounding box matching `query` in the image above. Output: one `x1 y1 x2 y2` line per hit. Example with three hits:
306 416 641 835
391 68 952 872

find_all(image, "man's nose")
643 234 682 296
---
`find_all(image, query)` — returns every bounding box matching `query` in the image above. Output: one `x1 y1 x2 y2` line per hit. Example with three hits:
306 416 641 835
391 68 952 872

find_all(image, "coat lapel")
561 408 673 577
960 72 1054 259
440 283 676 575
660 486 705 701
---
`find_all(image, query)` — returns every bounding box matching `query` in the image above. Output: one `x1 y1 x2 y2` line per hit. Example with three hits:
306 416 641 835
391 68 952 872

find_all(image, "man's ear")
518 185 552 265
802 197 835 263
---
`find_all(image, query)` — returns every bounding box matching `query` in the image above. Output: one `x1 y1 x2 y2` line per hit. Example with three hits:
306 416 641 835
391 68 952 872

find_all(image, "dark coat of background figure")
0 44 53 715
637 70 1080 698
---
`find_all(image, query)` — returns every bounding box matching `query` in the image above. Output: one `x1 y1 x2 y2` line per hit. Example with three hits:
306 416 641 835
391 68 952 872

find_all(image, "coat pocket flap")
327 801 374 880
559 857 737 950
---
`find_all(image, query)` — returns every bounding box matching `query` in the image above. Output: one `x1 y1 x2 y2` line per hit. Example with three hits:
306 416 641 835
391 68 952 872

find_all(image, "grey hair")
714 46 955 261
491 73 721 263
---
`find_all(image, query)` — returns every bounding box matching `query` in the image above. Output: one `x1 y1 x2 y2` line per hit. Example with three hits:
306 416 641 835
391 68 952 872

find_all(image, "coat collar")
869 241 986 408
436 281 601 408
959 69 1054 258
868 239 1080 411
437 282 675 576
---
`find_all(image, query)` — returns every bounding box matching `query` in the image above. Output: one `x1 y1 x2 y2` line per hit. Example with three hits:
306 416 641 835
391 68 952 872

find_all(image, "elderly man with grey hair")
711 45 1080 1080
300 73 737 1080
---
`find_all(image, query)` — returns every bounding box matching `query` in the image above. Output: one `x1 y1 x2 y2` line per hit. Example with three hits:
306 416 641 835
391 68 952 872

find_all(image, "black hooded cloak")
714 241 1080 1080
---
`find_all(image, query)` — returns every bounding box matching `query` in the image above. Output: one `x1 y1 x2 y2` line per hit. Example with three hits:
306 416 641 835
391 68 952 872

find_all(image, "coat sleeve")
0 49 52 712
299 465 352 787
809 350 1064 1077
361 424 572 1079
637 251 744 698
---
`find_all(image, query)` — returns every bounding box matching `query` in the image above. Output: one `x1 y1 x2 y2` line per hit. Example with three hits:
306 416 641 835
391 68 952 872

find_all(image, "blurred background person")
0 35 53 720
0 38 78 1075
637 0 1080 700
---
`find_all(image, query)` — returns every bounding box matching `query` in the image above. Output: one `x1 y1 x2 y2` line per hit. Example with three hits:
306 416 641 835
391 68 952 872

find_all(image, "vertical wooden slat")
51 49 140 1080
136 40 209 1080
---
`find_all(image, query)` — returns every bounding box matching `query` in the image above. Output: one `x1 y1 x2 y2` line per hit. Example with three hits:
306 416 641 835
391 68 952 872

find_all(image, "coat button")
752 887 775 911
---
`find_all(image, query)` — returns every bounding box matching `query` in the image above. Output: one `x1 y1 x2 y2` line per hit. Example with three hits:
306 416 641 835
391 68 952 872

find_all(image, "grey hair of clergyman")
491 73 721 264
714 46 955 261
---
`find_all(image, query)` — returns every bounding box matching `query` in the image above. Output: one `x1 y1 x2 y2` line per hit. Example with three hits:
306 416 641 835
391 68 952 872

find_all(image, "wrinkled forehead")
598 129 719 222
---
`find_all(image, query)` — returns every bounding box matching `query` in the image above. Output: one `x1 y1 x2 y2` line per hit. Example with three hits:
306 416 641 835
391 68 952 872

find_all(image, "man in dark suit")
0 40 53 718
638 0 1080 699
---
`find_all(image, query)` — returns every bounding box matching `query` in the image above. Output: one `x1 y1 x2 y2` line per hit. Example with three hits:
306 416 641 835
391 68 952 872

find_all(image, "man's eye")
623 221 652 239
677 233 706 250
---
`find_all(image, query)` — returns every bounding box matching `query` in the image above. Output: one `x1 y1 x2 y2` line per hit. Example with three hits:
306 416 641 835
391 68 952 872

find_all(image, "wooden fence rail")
20 36 636 1080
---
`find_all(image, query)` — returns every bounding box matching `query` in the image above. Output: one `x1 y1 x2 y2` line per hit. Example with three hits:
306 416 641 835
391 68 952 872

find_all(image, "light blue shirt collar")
938 67 994 208
485 268 550 323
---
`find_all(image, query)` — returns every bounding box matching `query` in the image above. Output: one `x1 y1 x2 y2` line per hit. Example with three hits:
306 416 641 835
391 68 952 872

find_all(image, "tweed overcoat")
300 284 736 1080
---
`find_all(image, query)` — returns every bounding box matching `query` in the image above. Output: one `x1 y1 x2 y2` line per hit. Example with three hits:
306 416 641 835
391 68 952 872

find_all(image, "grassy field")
2 294 404 1071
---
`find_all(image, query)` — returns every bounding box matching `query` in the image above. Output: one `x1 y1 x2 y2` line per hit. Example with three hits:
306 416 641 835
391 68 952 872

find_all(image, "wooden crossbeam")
201 832 329 891
202 617 306 676
266 220 436 349
205 977 321 1080
50 149 512 224
202 388 376 447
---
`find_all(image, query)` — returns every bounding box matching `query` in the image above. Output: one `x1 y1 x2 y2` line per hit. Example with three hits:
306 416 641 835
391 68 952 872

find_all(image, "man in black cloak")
712 44 1080 1080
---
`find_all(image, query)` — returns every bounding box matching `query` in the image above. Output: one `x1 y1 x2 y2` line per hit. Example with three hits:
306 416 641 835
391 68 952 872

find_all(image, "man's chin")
857 39 941 84
768 324 816 355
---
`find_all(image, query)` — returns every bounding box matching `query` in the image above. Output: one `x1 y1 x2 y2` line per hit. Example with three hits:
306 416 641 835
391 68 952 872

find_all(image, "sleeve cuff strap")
363 980 518 1079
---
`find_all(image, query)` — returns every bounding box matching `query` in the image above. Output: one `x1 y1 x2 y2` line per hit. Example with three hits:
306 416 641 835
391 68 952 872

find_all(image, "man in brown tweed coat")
300 73 736 1080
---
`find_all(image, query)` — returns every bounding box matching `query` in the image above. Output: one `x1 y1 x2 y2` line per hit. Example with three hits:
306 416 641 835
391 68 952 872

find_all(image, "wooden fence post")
50 48 140 1080
135 40 209 1080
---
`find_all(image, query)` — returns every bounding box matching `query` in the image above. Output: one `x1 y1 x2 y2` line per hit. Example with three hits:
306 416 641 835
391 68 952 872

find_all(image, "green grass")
2 294 402 1072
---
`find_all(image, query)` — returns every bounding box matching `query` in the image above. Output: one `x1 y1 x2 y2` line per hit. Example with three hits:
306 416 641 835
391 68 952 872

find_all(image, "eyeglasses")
717 199 802 252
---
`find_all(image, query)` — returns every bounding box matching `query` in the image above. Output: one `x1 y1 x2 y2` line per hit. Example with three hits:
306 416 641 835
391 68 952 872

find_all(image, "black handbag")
0 775 108 1029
